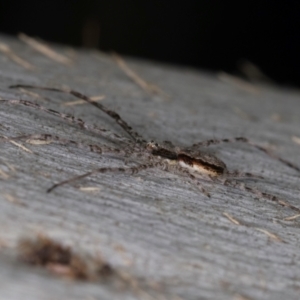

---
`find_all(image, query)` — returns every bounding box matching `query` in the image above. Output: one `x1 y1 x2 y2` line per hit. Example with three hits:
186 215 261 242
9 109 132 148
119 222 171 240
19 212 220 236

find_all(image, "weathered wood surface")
0 34 300 300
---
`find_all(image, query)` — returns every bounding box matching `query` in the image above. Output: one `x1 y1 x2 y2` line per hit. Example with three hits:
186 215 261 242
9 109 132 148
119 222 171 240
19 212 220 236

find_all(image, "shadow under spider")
1 84 300 214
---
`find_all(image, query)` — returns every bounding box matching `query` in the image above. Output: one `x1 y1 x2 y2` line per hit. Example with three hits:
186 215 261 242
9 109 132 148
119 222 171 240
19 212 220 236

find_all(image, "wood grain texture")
0 34 300 300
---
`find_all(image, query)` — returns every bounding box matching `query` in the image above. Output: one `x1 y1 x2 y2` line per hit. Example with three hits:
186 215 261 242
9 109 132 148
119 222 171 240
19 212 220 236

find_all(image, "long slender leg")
224 170 264 180
189 137 252 148
1 99 132 145
166 164 212 197
1 134 128 155
184 173 211 197
188 137 300 173
47 162 158 193
10 85 146 144
225 179 300 213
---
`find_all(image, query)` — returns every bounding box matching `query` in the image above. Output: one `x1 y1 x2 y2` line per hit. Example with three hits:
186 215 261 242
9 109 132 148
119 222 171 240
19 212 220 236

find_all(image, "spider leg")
10 84 146 144
166 164 212 197
188 137 300 173
47 162 157 193
185 173 211 197
224 170 264 180
225 179 300 213
246 139 300 173
2 134 127 155
189 137 249 149
1 99 132 145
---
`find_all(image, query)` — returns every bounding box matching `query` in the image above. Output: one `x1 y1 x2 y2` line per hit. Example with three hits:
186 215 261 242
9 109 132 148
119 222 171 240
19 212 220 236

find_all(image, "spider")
2 84 300 213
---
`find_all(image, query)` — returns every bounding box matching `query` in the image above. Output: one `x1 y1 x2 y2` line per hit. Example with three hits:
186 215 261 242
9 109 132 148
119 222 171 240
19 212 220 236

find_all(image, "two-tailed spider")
2 84 300 213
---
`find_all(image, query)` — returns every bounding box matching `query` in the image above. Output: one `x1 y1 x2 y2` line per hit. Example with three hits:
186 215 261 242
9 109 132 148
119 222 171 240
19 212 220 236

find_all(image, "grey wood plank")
0 33 300 300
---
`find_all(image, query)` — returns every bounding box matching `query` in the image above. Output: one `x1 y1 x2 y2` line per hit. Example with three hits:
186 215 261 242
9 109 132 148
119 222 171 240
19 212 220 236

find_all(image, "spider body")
146 141 226 176
2 84 300 213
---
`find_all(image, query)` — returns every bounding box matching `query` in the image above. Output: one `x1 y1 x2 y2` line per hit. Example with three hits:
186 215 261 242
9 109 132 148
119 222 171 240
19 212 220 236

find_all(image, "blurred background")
0 0 300 87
